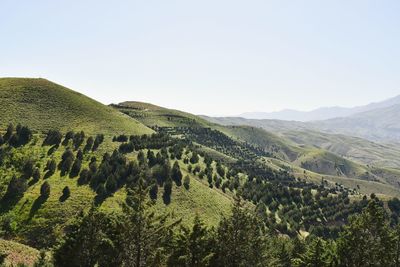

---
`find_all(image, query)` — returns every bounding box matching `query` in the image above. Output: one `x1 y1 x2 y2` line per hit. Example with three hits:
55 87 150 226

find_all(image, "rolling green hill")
203 116 400 169
0 78 152 135
113 101 211 128
115 102 400 195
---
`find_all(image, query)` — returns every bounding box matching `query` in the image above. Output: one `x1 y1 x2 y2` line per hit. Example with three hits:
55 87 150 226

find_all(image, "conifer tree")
171 161 183 186
167 215 215 267
214 197 268 267
119 176 179 267
337 199 394 266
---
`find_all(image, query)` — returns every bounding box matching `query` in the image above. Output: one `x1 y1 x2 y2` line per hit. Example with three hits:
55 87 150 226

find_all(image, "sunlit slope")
0 78 152 135
115 101 211 128
115 101 400 194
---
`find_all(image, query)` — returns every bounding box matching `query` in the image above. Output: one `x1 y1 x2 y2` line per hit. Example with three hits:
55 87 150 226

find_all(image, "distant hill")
0 78 152 135
312 104 400 142
203 115 400 169
240 94 400 121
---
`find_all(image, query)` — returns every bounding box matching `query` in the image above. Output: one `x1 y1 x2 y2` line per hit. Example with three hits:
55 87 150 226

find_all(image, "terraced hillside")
0 78 152 135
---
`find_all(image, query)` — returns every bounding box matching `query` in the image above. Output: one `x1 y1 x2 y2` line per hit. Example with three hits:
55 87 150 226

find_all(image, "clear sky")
1 0 400 116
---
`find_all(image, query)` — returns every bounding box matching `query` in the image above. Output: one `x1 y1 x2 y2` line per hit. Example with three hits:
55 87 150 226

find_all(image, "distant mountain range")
205 94 400 143
239 94 400 121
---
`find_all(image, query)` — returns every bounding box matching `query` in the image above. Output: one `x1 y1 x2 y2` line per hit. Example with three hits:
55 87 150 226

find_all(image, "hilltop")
0 78 152 135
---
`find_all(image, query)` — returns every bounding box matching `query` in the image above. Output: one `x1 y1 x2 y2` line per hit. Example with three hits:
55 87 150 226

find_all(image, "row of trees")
43 130 104 152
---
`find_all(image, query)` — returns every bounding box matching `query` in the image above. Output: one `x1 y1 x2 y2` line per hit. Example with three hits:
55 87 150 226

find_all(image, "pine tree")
70 159 82 177
46 159 57 175
277 243 291 267
40 181 51 199
137 150 146 166
84 136 94 152
171 161 183 186
167 215 215 267
119 177 179 266
337 199 395 266
214 197 268 267
3 123 14 141
53 207 120 267
32 167 41 182
300 238 327 267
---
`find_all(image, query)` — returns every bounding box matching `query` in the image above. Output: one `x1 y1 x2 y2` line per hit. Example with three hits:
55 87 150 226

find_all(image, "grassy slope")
2 136 232 248
202 116 400 169
0 239 39 266
114 102 400 196
0 78 152 135
115 101 211 128
282 130 400 169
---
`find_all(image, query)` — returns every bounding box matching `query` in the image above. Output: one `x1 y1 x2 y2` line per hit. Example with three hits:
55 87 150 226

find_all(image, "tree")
43 130 62 146
73 131 85 150
92 134 104 151
46 159 57 175
298 238 329 267
171 161 183 186
62 131 75 146
40 181 51 199
33 250 52 267
167 215 215 267
3 123 14 141
76 149 83 161
277 243 291 267
214 197 268 267
163 178 173 204
60 149 75 175
84 136 94 152
190 153 199 164
149 182 158 200
62 186 70 199
3 175 27 201
17 125 32 145
119 177 179 266
183 175 190 190
53 208 120 267
137 150 146 166
70 159 82 178
147 150 157 167
23 160 35 178
32 167 41 182
216 163 225 177
337 199 394 267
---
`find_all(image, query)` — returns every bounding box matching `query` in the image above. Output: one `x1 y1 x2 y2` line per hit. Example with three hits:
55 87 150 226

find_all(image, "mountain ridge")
239 94 400 121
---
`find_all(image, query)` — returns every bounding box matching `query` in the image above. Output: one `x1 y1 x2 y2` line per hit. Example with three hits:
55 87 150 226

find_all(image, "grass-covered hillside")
114 101 211 128
0 78 152 135
202 115 400 169
0 130 233 249
115 101 400 196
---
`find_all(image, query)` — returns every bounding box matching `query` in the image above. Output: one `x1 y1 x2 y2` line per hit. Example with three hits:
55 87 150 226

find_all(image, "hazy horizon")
1 0 400 116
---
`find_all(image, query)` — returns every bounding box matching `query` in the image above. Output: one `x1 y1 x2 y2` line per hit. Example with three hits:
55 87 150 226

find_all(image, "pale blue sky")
1 0 400 115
